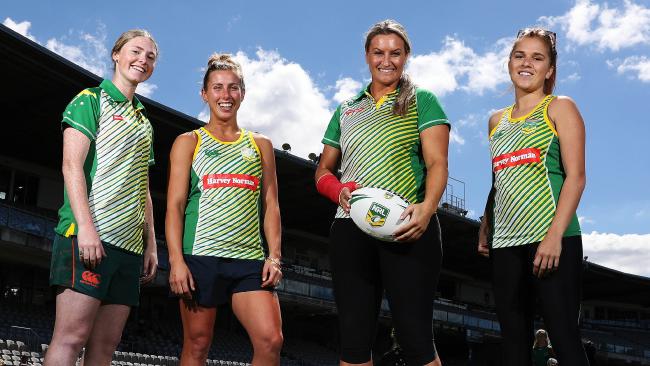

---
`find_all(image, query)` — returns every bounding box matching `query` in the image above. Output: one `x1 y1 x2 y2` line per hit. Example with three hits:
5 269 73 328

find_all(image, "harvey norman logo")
203 174 259 191
492 148 541 171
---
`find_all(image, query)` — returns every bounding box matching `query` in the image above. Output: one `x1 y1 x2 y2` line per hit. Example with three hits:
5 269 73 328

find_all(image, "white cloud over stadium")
2 17 158 96
583 232 650 277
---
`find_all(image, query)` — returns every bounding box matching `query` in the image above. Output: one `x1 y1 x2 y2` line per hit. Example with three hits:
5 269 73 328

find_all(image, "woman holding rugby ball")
315 19 450 365
477 27 588 365
166 54 283 366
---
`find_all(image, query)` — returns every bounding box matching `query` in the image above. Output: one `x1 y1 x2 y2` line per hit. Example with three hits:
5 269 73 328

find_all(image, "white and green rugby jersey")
182 127 265 259
489 95 581 248
323 85 450 218
55 79 154 255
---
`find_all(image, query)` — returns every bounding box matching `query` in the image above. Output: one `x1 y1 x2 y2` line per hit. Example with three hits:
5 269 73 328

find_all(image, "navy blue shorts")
181 255 272 307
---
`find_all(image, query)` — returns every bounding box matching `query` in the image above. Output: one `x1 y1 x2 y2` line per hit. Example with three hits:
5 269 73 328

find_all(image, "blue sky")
2 0 649 276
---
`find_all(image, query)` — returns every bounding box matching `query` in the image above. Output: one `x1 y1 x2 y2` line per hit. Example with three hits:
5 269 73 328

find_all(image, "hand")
533 234 562 278
141 243 158 284
393 203 434 242
169 261 195 299
339 187 353 214
339 183 361 214
77 224 106 270
261 257 283 288
477 240 490 258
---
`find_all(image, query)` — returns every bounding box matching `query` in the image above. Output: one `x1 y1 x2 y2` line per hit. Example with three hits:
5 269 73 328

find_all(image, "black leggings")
329 217 443 365
490 236 589 366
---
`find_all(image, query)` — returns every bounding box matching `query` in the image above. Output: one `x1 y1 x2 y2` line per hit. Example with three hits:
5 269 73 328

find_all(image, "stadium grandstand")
1 23 649 365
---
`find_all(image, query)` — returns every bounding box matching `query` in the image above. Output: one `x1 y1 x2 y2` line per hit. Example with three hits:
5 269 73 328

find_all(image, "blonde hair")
111 29 158 70
511 27 557 95
202 53 245 93
365 19 415 117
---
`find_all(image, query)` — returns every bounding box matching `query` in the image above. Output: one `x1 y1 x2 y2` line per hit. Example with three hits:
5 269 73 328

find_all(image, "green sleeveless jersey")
182 127 264 259
55 80 154 255
489 95 581 248
322 86 450 218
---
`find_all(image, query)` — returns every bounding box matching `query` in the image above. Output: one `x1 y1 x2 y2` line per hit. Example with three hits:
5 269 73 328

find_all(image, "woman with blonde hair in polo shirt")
46 29 159 366
316 19 449 365
166 53 283 366
478 27 588 365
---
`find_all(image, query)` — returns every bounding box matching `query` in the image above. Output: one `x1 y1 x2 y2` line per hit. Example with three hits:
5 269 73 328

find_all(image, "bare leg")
231 291 283 366
179 300 217 366
81 304 130 366
44 289 101 366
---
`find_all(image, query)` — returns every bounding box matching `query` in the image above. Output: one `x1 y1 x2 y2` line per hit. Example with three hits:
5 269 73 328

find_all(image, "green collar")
100 79 145 110
352 83 400 102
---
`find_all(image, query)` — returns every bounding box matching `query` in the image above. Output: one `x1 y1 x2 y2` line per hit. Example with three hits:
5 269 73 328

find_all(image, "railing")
0 203 56 241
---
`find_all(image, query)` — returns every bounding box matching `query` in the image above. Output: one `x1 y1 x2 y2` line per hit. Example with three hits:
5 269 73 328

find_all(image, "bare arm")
394 124 450 241
165 132 196 296
254 134 283 288
533 96 586 277
478 109 504 257
62 127 105 269
141 183 158 283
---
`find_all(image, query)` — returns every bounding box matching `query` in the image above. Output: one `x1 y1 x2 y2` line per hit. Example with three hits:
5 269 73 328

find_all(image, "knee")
184 332 212 359
252 329 283 354
86 333 122 356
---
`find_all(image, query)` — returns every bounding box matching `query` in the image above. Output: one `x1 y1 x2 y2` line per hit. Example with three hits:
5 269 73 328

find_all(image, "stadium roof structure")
2 24 649 308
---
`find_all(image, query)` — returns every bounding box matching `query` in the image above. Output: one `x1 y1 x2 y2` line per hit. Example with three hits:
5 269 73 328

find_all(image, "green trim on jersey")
489 95 581 249
182 128 265 259
322 85 450 218
55 79 154 255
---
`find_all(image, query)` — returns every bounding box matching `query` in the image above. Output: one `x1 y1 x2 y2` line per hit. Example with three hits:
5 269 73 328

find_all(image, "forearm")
421 160 448 214
546 174 586 238
479 185 495 241
144 185 156 250
263 205 282 259
62 161 95 230
165 203 186 265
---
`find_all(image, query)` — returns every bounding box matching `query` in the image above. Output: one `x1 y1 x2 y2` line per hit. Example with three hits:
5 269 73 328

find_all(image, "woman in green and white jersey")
316 20 449 366
478 28 588 365
166 54 283 366
46 30 159 366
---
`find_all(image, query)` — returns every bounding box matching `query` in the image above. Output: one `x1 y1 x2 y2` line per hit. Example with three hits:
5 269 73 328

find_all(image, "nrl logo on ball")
366 202 390 227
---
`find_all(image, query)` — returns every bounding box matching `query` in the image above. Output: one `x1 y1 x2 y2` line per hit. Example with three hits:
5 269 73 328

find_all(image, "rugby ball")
349 187 410 242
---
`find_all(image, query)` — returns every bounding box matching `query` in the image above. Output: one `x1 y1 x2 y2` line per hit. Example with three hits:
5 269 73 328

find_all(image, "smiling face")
365 33 409 90
201 70 244 122
508 36 555 94
113 36 157 86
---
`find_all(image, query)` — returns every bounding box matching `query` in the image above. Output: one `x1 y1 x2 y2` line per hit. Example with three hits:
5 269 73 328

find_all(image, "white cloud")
136 82 158 98
332 77 362 103
562 72 581 83
613 56 650 82
579 215 595 225
3 17 37 42
583 231 650 277
4 18 110 78
407 37 511 97
227 49 332 159
227 15 241 32
45 28 109 77
541 0 650 52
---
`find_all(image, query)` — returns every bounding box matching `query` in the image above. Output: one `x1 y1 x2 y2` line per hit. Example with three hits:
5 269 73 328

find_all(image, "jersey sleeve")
321 105 342 149
61 88 100 140
416 88 450 132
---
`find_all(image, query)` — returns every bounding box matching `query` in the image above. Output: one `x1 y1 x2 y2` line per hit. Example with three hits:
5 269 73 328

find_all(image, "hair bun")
207 53 234 67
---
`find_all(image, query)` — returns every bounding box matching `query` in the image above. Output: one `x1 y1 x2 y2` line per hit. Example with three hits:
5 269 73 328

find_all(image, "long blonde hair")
364 19 415 117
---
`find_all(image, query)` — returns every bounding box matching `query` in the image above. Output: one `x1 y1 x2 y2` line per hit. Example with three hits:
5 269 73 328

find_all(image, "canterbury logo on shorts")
81 271 101 287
